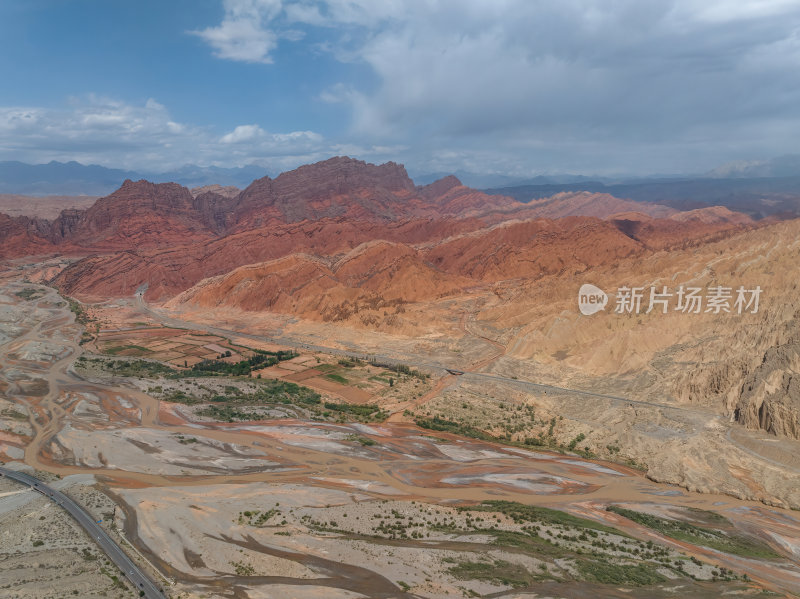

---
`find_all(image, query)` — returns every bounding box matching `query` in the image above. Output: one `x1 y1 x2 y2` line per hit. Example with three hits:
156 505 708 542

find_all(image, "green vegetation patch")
323 401 387 420
238 508 280 526
575 559 667 585
472 501 626 536
77 356 387 424
338 358 364 368
448 559 545 588
66 297 91 325
414 415 493 441
77 357 177 378
196 380 324 421
104 344 153 355
346 434 377 446
606 505 781 559
483 529 569 558
230 560 256 576
1 407 28 421
15 288 44 300
203 379 322 407
191 349 297 377
197 405 261 421
371 360 430 381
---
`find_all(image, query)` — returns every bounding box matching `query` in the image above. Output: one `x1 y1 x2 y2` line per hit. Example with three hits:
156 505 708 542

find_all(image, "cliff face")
192 190 237 235
232 157 418 227
734 339 800 439
658 218 800 440
0 213 58 258
58 179 215 248
682 316 800 441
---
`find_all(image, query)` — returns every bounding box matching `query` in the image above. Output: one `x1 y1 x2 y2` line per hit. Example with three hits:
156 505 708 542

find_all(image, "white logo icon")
578 284 608 315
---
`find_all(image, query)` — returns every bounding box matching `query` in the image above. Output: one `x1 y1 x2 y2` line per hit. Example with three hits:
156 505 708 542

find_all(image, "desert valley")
1 156 799 598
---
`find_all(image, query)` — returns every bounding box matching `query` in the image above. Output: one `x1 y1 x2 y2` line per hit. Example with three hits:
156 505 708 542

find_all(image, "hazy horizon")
2 1 799 177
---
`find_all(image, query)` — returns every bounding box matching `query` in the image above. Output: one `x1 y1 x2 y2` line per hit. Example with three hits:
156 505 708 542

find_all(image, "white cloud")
220 124 266 143
0 96 329 172
192 0 410 64
220 123 322 147
189 0 283 63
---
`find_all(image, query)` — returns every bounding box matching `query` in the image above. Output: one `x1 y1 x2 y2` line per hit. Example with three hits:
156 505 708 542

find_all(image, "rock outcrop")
0 213 58 258
165 240 472 325
232 156 418 227
54 179 216 248
734 343 800 439
521 191 677 220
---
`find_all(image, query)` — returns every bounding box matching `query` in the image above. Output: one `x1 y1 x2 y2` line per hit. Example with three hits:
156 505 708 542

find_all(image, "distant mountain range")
0 160 271 195
486 175 800 219
3 160 610 195
3 156 800 220
410 170 609 189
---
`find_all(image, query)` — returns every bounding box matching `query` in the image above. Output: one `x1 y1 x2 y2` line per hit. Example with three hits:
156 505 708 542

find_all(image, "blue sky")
1 0 799 177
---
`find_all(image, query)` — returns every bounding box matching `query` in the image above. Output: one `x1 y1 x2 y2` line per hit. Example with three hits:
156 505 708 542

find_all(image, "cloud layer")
193 0 800 174
2 1 799 176
0 96 335 171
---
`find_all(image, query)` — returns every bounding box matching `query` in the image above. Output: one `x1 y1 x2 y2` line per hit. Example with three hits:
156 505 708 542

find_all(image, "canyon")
2 156 800 599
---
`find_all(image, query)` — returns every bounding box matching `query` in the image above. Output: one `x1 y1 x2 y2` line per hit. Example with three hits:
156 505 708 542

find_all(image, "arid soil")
1 271 799 599
147 219 800 511
1 158 799 598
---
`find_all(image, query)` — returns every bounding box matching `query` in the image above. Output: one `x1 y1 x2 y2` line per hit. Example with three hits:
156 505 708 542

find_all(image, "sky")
0 0 799 178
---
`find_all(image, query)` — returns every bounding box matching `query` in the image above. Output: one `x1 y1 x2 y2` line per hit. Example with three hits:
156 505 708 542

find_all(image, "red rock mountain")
0 156 757 305
0 213 58 258
0 157 517 256
231 157 418 228
165 240 473 321
55 180 217 249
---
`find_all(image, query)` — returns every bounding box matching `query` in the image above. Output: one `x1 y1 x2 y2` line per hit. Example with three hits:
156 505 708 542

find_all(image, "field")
81 299 432 414
89 327 250 367
256 355 431 406
75 349 430 426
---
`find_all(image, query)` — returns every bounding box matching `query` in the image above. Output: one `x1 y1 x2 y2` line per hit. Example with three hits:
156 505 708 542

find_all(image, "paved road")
0 465 165 599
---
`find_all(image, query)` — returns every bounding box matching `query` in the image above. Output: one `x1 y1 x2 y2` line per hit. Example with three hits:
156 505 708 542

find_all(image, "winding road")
0 465 165 599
